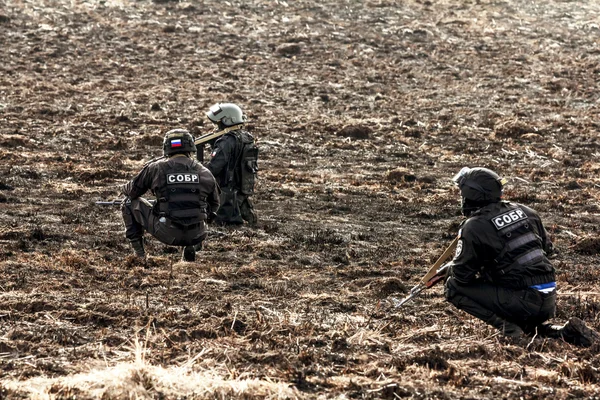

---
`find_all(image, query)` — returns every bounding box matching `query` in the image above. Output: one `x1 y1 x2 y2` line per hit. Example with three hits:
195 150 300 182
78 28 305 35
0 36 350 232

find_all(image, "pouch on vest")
156 162 205 226
236 132 258 195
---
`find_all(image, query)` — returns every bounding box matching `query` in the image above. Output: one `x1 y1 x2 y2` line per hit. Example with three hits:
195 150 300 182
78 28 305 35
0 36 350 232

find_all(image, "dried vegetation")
0 0 599 398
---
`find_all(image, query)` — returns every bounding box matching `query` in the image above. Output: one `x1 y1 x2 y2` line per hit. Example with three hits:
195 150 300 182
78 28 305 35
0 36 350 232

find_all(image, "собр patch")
167 173 200 184
491 208 527 230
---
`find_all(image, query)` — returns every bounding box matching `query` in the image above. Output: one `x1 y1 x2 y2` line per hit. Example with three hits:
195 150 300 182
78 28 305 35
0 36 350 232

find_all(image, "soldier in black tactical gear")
205 103 258 226
443 167 597 346
121 129 220 262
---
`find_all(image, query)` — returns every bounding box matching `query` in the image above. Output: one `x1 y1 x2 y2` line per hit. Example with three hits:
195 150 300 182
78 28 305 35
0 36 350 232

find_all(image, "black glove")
207 211 218 224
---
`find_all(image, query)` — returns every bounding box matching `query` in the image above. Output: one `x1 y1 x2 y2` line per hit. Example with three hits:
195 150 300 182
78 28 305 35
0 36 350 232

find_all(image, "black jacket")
122 155 220 224
447 201 555 289
206 132 240 188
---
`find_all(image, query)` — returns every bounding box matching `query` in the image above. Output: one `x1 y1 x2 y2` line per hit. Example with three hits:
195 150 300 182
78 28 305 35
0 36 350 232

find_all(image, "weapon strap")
420 237 459 284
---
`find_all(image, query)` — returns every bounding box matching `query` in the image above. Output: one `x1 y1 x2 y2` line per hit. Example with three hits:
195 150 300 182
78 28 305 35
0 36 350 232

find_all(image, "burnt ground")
1 0 600 398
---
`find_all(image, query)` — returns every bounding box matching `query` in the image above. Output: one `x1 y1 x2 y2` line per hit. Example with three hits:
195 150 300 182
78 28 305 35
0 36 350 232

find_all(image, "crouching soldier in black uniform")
205 103 258 226
443 167 598 346
122 129 220 262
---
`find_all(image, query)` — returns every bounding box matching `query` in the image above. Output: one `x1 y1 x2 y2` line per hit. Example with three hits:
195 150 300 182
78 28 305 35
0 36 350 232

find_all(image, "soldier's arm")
122 165 152 199
206 137 233 177
447 224 484 284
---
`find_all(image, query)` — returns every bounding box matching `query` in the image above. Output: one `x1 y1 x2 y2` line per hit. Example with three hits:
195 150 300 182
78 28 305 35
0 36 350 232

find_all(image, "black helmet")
452 167 505 216
163 129 196 157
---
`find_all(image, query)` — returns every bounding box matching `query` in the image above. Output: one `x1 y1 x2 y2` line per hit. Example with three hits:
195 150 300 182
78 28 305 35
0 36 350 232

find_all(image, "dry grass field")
1 0 599 398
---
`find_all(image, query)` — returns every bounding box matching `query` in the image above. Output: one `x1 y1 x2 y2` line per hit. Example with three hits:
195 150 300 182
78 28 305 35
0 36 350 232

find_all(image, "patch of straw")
3 334 300 399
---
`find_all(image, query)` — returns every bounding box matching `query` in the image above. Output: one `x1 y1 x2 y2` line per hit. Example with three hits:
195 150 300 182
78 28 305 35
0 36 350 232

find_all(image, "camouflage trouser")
215 187 257 226
445 277 556 335
122 198 207 246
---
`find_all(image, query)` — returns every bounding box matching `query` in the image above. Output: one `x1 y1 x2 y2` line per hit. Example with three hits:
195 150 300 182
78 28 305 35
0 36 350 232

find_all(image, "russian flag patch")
171 139 182 147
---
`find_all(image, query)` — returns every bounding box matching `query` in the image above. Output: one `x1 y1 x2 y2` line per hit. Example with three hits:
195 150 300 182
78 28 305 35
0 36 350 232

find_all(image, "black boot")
182 246 196 262
539 318 598 347
129 238 146 258
559 318 598 347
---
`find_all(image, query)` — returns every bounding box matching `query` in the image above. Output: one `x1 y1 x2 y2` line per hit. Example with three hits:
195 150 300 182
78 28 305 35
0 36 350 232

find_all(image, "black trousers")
445 277 556 335
215 187 256 226
122 198 207 247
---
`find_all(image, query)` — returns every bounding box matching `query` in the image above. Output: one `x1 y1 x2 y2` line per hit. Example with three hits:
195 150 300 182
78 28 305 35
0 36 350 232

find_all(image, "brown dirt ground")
1 0 600 398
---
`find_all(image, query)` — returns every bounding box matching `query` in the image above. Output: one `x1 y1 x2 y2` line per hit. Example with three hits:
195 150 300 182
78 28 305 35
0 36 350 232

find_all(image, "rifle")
390 237 458 308
95 198 155 207
134 126 245 164
95 199 127 206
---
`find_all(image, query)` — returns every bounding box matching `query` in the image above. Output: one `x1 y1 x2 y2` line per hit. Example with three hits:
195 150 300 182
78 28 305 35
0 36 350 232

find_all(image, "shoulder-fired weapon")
136 126 245 164
194 125 244 163
193 125 242 147
390 237 459 308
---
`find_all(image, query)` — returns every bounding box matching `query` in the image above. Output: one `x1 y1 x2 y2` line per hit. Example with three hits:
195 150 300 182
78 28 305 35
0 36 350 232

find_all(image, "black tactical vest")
485 202 554 288
155 160 206 226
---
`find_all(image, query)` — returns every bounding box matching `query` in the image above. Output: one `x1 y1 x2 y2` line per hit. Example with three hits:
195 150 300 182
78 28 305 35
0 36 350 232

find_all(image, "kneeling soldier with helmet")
443 167 598 346
122 129 220 262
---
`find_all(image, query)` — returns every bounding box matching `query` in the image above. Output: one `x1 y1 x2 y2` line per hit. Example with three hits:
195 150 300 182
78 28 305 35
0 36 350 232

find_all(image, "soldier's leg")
146 217 207 261
519 290 556 334
121 198 154 257
240 195 257 226
445 278 528 337
557 318 598 347
182 231 208 262
215 187 244 225
538 316 598 347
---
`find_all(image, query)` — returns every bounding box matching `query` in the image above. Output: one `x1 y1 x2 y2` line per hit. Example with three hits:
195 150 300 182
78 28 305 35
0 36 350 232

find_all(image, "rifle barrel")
386 237 458 309
392 283 425 308
194 125 243 146
95 201 122 206
95 199 156 206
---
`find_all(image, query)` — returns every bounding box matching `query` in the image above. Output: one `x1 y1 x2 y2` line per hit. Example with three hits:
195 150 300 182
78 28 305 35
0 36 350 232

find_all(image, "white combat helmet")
206 103 246 127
